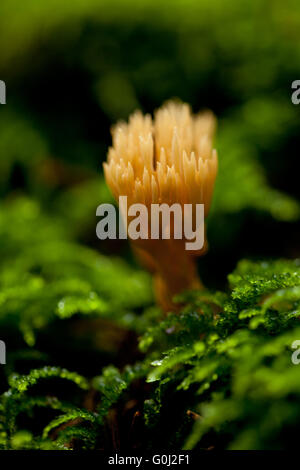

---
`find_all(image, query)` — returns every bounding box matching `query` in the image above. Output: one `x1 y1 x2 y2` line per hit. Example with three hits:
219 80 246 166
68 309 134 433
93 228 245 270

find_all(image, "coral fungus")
104 101 218 311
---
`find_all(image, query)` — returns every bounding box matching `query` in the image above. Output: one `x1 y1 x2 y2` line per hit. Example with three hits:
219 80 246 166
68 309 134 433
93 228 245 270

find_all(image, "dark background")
1 1 299 289
0 0 300 450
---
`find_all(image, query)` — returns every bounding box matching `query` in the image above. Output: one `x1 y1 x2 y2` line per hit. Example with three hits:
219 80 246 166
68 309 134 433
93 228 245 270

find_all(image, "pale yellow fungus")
104 101 218 312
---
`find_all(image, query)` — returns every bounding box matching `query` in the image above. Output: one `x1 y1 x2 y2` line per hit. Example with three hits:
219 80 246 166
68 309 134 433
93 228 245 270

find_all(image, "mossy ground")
0 0 300 450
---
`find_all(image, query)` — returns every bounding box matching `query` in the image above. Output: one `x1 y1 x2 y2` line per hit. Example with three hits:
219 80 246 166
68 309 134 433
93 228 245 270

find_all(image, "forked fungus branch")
104 101 218 312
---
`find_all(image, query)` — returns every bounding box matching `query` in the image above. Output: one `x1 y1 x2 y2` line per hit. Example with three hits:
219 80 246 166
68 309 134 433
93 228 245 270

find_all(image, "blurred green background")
1 0 299 286
0 0 300 450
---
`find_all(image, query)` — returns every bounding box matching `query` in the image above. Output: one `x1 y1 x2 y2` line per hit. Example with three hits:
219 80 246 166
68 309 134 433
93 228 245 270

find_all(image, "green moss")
1 0 300 451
